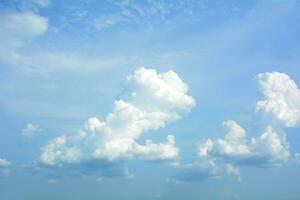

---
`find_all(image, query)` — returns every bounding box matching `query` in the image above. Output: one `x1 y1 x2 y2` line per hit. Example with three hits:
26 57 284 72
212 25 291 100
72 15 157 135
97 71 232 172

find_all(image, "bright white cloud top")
199 120 289 171
256 72 300 127
40 67 195 166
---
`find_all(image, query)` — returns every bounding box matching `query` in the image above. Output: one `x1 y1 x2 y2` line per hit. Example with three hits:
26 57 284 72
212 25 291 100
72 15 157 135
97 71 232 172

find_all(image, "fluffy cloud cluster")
199 120 289 168
186 120 290 181
22 123 41 138
0 158 11 177
40 68 195 167
176 71 299 182
256 72 300 127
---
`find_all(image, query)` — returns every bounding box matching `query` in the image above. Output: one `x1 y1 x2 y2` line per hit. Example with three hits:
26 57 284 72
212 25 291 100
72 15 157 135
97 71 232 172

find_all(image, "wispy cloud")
0 11 130 74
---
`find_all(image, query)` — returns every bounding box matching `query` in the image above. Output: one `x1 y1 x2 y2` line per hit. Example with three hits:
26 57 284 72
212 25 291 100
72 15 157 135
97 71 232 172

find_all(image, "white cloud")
133 135 178 161
0 11 127 73
22 123 41 138
40 135 81 165
224 163 241 181
127 67 195 113
256 72 300 127
199 120 290 168
192 120 290 181
171 159 219 183
0 11 49 71
40 68 195 166
0 158 11 167
0 158 11 177
0 12 47 52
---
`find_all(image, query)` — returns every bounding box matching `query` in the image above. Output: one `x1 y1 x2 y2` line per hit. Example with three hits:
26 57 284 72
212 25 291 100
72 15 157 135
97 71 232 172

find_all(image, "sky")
0 0 300 199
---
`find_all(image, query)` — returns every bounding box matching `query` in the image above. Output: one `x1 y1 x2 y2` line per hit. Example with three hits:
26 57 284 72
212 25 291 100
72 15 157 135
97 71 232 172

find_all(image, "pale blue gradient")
0 0 300 199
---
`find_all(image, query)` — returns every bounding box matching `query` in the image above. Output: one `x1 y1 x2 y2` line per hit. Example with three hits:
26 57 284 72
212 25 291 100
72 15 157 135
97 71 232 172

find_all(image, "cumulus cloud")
256 72 300 127
22 123 41 138
177 120 291 181
199 120 289 168
39 68 195 174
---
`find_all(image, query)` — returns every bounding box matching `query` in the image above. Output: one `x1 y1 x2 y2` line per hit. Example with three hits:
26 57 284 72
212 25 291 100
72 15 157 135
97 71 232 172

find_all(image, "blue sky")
1 0 300 199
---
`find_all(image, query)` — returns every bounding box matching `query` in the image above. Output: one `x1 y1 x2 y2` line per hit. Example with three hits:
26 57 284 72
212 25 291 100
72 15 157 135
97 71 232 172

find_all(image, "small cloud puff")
48 179 58 184
0 158 11 167
22 123 41 138
0 158 11 177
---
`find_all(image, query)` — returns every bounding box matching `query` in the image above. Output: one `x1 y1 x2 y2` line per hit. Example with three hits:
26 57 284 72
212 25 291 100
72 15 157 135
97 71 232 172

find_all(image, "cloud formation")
170 120 289 182
0 11 128 73
171 160 219 183
172 120 290 183
0 158 10 167
22 123 41 138
40 68 195 172
224 163 241 181
176 71 300 182
199 120 289 168
0 12 47 55
256 72 300 127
